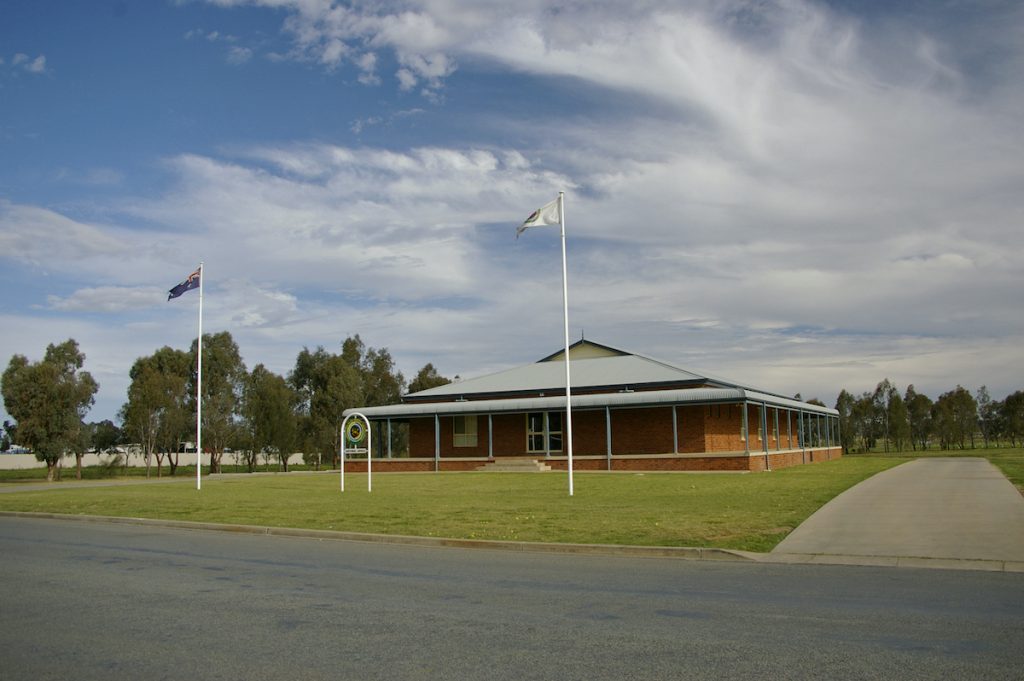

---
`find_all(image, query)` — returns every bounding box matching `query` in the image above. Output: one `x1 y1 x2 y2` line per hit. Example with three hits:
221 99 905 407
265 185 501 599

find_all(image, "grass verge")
0 458 902 552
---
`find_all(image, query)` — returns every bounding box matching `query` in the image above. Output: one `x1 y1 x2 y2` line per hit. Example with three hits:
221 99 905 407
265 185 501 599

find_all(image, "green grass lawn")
4 448 1019 552
0 458 903 552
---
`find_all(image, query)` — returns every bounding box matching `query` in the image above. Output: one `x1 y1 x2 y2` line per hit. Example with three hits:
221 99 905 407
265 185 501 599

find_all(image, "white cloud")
395 67 417 91
47 287 167 313
5 1 1024 423
227 45 253 64
5 53 47 74
25 55 46 73
0 200 132 265
184 26 253 64
83 167 125 186
356 52 379 84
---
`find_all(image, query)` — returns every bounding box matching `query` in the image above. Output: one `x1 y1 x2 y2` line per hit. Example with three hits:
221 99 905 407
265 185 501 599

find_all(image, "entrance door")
526 412 562 455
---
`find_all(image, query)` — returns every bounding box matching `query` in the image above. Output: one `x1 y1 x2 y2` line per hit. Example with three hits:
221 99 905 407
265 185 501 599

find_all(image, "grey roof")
345 387 838 420
358 340 837 418
406 353 712 400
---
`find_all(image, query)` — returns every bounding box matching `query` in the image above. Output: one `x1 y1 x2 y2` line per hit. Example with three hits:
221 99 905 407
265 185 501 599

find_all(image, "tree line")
835 380 1024 454
7 336 1022 479
2 333 450 480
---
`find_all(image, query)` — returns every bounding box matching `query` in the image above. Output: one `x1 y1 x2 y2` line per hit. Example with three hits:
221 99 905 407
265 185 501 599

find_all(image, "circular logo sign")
346 420 366 444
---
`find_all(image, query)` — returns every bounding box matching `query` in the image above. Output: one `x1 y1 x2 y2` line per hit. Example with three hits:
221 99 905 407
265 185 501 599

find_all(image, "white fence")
0 451 304 470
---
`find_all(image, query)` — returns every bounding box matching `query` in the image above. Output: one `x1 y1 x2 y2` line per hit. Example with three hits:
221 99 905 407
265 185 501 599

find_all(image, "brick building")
343 340 841 472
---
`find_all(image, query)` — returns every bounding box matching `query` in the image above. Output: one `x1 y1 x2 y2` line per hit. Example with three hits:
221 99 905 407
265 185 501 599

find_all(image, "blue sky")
2 0 1023 424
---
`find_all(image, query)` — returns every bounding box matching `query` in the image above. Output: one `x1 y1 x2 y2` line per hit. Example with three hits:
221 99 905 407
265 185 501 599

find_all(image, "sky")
1 0 1022 424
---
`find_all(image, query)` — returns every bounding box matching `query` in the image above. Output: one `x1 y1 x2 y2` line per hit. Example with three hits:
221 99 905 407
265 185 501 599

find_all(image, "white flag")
516 197 561 238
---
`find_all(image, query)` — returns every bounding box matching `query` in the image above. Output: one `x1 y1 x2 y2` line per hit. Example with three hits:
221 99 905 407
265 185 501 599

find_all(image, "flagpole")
558 191 574 497
196 262 203 491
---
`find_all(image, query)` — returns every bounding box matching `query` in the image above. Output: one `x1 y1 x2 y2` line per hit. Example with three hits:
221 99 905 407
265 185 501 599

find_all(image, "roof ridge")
536 338 632 362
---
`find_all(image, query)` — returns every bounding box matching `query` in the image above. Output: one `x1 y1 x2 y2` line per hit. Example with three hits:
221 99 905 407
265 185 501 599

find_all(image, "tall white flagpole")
558 192 574 496
196 262 203 491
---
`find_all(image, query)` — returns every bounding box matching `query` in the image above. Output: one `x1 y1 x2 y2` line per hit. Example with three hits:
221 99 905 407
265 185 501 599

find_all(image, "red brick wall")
408 413 549 458
745 447 843 471
704 404 746 452
613 456 750 471
610 407 674 455
411 405 748 458
343 459 487 472
409 417 435 458
676 406 706 453
409 415 498 458
492 413 526 456
345 447 842 472
406 407 839 464
573 410 608 456
547 455 752 472
742 406 814 453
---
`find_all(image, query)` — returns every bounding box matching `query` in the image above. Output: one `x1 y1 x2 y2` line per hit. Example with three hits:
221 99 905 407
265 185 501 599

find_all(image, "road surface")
2 517 1022 680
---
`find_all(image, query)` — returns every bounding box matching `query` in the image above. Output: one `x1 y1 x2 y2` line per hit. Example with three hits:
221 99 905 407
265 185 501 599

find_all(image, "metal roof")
357 340 837 419
345 387 838 420
405 353 712 400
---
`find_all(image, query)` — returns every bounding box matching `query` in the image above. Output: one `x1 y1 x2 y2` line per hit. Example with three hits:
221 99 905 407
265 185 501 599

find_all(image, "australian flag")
168 267 201 300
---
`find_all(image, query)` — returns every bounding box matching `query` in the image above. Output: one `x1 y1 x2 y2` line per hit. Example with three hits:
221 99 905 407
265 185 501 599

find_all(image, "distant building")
344 340 840 472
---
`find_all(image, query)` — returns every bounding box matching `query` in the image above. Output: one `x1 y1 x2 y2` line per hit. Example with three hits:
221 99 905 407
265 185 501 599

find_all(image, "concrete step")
477 459 552 472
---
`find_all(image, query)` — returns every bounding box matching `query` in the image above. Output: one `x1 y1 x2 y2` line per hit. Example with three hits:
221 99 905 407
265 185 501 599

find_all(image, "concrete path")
772 458 1024 566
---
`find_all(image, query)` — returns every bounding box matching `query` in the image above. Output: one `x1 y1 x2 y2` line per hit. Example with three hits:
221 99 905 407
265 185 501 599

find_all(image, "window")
548 412 563 452
453 415 477 447
527 413 545 452
526 412 562 453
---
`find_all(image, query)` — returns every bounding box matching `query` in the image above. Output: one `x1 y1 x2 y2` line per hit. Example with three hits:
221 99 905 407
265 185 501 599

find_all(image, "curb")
762 551 1024 573
3 511 1020 572
1 510 753 562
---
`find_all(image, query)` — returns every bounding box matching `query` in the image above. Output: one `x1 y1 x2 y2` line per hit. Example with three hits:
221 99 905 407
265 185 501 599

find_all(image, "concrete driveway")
771 457 1024 568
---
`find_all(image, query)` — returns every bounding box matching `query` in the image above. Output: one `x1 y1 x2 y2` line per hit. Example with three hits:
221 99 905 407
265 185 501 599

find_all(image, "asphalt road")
2 517 1022 681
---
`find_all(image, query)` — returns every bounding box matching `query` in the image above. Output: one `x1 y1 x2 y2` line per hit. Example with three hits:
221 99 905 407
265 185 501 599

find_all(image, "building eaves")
347 388 838 420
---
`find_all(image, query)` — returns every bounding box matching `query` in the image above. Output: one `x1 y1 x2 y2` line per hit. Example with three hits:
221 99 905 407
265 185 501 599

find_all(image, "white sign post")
340 412 372 493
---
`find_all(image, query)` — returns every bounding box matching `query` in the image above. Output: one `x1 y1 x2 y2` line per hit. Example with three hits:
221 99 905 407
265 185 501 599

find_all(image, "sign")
346 420 366 445
340 412 372 493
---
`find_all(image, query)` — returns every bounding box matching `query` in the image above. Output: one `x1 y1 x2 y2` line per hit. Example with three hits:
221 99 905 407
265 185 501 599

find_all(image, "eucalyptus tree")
290 335 409 466
347 337 407 456
904 385 934 451
2 339 98 481
870 378 911 453
887 391 911 452
872 379 909 453
408 363 450 394
975 386 1002 447
241 364 297 472
835 390 856 454
91 419 122 455
290 346 360 469
848 392 877 452
189 331 246 474
120 346 192 477
932 386 978 450
1002 391 1024 447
